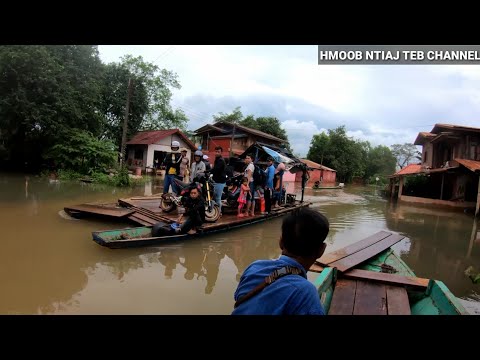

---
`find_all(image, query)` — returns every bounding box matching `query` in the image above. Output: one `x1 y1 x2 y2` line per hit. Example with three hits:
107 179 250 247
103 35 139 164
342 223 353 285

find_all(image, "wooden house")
193 121 288 160
389 123 480 215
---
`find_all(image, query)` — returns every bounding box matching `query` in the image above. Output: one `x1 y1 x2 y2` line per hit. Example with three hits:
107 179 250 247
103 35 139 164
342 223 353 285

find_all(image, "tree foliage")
45 128 117 174
213 106 244 124
0 45 104 169
212 107 290 150
390 143 421 169
101 55 188 150
0 46 187 173
307 126 397 183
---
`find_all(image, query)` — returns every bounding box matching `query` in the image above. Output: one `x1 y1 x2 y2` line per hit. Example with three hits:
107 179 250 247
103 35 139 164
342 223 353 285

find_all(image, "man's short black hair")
281 207 329 257
215 146 223 152
267 157 274 162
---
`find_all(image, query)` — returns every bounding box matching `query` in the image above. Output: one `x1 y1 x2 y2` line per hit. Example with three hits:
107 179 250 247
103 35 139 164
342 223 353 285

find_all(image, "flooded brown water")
1 173 479 314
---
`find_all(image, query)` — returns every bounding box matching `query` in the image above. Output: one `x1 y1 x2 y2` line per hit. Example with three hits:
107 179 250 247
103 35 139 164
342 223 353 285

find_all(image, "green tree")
0 45 104 170
45 128 117 174
390 143 421 169
307 126 367 183
101 55 188 150
213 106 244 124
307 132 329 165
365 145 397 182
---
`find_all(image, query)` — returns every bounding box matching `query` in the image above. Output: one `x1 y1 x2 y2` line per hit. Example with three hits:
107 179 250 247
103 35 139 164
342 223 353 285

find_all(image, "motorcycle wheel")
159 197 176 213
204 203 221 222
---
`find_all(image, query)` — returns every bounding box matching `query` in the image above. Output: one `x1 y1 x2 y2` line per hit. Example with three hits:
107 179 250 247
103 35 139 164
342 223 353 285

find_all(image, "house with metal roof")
389 123 480 215
125 129 196 173
193 121 288 160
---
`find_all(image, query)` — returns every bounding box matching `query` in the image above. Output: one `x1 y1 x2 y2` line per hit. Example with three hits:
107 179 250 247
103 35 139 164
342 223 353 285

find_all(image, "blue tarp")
261 146 294 164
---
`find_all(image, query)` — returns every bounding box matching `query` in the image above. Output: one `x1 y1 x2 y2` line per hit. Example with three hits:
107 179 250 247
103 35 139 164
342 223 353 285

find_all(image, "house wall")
126 145 148 168
399 195 476 209
422 142 433 167
200 130 282 153
294 169 337 184
127 135 193 171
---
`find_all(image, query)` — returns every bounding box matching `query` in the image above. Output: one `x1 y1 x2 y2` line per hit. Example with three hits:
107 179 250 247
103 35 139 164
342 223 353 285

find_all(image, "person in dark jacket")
178 185 205 235
211 146 227 215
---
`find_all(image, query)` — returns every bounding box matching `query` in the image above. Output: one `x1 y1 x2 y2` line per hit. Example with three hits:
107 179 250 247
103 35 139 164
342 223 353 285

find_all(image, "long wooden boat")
310 231 468 315
312 185 344 190
92 200 311 249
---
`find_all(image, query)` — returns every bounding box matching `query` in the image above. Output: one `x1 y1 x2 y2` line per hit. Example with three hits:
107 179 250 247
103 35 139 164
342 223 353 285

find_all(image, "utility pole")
120 78 134 166
230 123 236 158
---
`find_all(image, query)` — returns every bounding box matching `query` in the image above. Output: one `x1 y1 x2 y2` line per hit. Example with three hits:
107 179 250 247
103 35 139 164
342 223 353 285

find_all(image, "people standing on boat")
237 177 250 217
243 154 256 216
264 157 275 214
162 141 182 195
190 150 206 181
211 146 227 216
179 148 190 182
232 207 330 315
177 185 205 235
274 162 285 206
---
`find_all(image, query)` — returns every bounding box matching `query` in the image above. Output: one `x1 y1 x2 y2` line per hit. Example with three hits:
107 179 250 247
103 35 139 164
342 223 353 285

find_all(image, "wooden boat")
310 231 468 315
312 185 344 190
92 200 311 248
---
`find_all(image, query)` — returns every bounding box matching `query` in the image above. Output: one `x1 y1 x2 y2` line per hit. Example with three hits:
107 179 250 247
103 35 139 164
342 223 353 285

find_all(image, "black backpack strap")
234 266 303 308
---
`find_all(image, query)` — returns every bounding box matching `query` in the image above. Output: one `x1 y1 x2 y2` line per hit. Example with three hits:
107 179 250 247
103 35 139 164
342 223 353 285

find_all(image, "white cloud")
98 45 480 154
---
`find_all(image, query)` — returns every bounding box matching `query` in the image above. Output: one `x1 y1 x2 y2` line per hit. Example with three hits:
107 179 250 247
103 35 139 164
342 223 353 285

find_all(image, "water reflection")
1 174 479 314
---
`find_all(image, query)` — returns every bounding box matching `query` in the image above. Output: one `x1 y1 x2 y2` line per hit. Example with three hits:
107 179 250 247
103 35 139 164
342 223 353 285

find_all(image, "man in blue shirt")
264 157 276 214
232 207 329 315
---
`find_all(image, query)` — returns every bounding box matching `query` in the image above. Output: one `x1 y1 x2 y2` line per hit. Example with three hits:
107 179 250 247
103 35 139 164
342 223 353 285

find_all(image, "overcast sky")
98 45 480 157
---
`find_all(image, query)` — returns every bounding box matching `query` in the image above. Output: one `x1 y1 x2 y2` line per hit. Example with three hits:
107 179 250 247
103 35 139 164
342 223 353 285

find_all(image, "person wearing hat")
179 148 190 182
162 140 182 195
203 154 211 171
190 150 206 181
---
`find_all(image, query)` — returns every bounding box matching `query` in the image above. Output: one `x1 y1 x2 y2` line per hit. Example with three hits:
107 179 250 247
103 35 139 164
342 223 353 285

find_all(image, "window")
423 151 427 163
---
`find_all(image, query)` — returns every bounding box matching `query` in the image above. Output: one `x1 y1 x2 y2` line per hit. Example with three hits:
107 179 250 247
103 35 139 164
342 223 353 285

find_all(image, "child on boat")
237 177 250 217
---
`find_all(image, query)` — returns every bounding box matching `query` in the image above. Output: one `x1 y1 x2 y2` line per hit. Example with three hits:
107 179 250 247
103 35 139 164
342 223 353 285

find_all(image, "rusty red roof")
454 158 480 172
194 121 287 143
126 129 196 149
300 159 336 172
394 164 422 176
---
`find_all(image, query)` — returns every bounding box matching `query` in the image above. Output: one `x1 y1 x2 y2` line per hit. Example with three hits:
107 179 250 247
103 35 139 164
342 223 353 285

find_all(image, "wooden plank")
64 204 135 218
127 215 153 226
342 269 429 289
309 263 324 273
353 280 387 315
386 285 410 315
130 212 158 225
328 279 357 315
328 234 405 273
317 231 392 266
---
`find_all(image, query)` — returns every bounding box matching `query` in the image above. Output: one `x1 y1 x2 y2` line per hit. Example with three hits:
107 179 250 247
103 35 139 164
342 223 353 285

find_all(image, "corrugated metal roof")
300 159 336 172
414 132 436 145
394 164 422 176
455 158 480 172
432 123 480 133
126 129 196 149
195 121 287 143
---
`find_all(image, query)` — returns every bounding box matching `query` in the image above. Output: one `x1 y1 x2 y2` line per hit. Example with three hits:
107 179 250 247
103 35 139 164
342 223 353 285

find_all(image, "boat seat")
328 279 410 315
